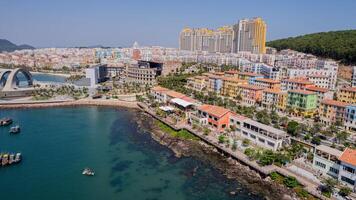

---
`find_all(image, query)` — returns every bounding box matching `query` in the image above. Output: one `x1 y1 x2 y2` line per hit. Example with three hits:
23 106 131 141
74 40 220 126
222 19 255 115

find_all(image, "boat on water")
0 118 13 126
82 168 95 176
9 125 21 134
0 153 21 166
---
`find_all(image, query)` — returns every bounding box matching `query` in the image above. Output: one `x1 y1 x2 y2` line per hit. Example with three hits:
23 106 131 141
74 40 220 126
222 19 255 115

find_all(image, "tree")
338 187 352 197
283 176 299 188
242 139 250 146
311 136 321 145
279 116 289 127
336 131 350 144
287 121 299 136
218 135 225 144
321 178 337 194
259 150 276 166
232 140 237 151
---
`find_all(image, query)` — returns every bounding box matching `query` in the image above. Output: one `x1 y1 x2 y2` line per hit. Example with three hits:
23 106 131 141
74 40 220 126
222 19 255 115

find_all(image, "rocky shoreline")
135 111 299 200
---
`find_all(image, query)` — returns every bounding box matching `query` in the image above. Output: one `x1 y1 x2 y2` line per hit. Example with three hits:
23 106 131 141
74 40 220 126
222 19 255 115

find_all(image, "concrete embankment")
0 99 139 109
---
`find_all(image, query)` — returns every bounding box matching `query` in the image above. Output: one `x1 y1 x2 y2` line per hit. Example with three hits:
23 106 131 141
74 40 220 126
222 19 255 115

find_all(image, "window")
250 134 256 139
343 166 355 174
258 138 265 143
222 124 226 128
242 131 248 136
315 161 326 169
341 176 355 185
329 167 339 174
267 141 275 147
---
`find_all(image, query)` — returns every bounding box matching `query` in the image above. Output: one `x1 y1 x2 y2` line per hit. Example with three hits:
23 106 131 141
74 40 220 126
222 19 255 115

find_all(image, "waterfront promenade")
138 102 330 200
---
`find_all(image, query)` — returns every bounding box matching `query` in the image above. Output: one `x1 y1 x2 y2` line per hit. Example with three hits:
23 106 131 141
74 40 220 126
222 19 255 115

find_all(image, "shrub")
283 176 299 188
338 187 352 197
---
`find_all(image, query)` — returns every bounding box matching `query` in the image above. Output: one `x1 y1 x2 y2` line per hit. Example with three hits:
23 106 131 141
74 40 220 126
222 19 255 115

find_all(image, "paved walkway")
138 103 331 200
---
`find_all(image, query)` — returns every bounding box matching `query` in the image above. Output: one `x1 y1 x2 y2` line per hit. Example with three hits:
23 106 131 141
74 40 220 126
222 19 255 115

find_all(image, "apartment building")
277 92 288 112
306 86 333 106
337 87 356 104
307 74 330 89
230 114 289 151
253 78 281 90
319 99 349 126
208 75 224 94
186 75 209 92
237 72 264 84
281 78 314 91
287 90 317 117
345 105 356 132
237 84 265 106
126 61 162 86
262 89 282 110
221 77 248 97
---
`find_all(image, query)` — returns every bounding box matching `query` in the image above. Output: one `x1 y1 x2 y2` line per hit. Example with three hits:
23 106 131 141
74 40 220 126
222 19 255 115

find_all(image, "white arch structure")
1 68 33 91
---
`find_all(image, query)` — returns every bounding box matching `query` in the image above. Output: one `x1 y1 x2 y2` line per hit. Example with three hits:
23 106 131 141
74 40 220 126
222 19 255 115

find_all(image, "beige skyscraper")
233 17 267 54
179 26 233 53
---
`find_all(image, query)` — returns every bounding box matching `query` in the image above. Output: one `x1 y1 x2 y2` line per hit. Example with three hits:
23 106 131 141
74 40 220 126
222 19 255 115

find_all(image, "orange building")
254 78 281 90
237 84 265 105
196 104 232 132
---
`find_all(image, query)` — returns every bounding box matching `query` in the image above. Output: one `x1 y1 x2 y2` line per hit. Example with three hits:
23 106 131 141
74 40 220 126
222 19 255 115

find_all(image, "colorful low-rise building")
345 105 356 132
189 104 232 132
319 99 349 126
186 75 209 92
208 75 224 94
281 78 314 91
221 77 248 97
237 84 265 106
237 72 264 84
261 89 282 110
307 74 330 89
253 78 281 90
306 86 333 106
337 87 356 104
338 148 356 192
287 89 317 117
277 92 288 112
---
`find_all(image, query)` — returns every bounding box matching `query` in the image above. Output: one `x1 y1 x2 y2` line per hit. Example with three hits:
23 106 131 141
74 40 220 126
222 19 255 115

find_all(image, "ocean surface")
0 107 263 200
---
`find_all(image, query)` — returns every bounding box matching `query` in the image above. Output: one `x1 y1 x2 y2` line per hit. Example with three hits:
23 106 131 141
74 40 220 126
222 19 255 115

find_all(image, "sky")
0 0 355 48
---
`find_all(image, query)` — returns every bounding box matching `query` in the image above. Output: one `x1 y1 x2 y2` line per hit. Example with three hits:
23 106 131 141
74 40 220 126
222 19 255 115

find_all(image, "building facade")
287 90 317 117
233 17 267 54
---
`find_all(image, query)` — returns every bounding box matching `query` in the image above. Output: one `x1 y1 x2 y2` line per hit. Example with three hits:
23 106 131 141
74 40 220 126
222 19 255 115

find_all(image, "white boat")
82 168 95 176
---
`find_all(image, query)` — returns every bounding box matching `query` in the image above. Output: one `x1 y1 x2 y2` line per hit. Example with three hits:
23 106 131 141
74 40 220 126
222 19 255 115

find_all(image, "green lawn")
155 121 199 141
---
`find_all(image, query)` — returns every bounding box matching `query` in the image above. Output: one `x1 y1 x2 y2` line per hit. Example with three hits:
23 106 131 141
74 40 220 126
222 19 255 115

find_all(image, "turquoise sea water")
0 107 263 200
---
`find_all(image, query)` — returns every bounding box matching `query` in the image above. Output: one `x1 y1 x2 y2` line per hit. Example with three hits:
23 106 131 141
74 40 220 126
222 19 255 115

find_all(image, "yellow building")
186 75 209 92
277 92 288 112
233 17 267 54
221 77 248 97
337 87 356 104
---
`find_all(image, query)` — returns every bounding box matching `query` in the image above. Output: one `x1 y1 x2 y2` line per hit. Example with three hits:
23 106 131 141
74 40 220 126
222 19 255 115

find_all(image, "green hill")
267 30 356 65
0 39 34 52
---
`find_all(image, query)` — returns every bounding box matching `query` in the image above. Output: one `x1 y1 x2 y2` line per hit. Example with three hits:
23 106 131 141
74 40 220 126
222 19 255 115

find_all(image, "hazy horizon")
1 0 356 48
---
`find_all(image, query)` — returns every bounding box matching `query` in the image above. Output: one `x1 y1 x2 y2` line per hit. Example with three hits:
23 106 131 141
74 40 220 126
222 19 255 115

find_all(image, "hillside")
267 30 356 65
0 39 34 52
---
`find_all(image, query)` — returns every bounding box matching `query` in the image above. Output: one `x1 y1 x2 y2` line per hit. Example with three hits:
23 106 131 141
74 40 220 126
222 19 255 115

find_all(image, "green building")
287 89 317 117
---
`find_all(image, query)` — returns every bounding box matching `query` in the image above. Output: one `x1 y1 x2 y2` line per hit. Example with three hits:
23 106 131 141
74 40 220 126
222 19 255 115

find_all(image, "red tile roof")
198 104 231 118
283 78 313 85
288 89 316 95
238 84 265 90
339 148 356 166
263 89 282 94
321 99 349 107
306 86 329 93
255 78 280 84
238 72 263 77
151 86 169 92
165 90 186 99
341 87 356 93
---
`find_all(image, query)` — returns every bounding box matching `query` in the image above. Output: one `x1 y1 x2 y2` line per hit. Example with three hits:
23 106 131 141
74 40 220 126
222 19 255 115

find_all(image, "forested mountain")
0 39 34 52
267 30 356 65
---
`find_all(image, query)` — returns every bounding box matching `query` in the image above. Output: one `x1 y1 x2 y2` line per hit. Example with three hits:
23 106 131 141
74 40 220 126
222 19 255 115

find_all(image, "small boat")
0 118 13 126
14 153 22 163
9 125 21 134
82 168 95 176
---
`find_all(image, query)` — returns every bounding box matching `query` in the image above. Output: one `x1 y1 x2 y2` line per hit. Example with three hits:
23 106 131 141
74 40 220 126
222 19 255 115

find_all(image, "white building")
230 114 290 151
313 145 342 178
352 66 356 87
